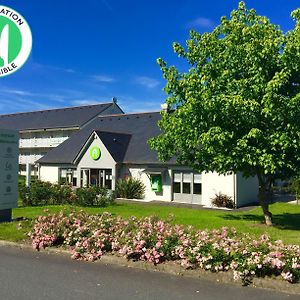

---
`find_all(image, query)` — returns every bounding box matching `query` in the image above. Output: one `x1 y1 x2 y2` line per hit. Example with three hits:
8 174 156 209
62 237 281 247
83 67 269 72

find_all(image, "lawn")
0 201 299 246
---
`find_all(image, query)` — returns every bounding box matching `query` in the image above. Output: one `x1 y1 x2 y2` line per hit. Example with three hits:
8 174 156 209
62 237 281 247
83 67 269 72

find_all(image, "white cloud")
71 99 102 106
2 89 33 96
30 62 76 74
0 86 79 114
134 76 160 89
0 97 51 114
92 74 116 83
116 95 163 113
188 17 215 29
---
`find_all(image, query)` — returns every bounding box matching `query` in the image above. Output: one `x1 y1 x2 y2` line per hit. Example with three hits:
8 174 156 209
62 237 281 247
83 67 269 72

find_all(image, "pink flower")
281 272 294 282
156 241 162 249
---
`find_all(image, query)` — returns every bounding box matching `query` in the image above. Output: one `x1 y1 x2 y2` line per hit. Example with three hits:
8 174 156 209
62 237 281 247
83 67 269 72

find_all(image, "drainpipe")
233 173 237 209
161 103 170 113
112 164 117 191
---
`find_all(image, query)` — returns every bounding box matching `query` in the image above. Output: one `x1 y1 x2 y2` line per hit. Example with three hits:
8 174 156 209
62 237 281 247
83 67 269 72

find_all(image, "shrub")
288 178 300 200
51 184 74 205
116 177 145 199
75 186 114 207
19 185 31 206
211 192 234 209
19 180 114 207
20 180 53 206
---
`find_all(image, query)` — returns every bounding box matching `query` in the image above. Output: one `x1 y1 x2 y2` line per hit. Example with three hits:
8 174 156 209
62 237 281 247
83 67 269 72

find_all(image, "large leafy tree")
150 2 300 226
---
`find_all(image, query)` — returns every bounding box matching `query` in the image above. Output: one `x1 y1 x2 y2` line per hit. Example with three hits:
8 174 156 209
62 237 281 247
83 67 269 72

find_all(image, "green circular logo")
90 146 101 160
0 6 32 77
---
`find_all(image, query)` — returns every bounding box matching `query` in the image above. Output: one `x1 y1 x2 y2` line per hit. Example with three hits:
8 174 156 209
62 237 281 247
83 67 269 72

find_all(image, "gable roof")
94 131 132 163
73 130 132 163
0 102 115 131
37 111 174 165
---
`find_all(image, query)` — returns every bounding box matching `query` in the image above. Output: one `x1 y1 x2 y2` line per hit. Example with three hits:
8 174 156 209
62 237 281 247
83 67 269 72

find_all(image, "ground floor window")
59 168 77 186
172 171 202 204
193 174 202 194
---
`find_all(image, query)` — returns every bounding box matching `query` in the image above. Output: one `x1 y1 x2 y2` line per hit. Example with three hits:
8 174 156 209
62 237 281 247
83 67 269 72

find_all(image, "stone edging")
0 239 299 295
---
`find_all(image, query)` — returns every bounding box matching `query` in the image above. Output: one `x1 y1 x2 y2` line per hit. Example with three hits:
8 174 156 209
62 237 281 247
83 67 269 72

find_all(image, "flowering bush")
28 211 300 284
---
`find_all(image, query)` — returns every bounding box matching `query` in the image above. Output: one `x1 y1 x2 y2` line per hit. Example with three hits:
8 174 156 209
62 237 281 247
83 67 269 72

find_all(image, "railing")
19 154 43 164
19 136 69 148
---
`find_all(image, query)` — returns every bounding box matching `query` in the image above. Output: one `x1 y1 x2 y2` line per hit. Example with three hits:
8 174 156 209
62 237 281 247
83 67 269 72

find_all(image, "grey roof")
0 102 114 131
95 131 132 162
38 111 173 165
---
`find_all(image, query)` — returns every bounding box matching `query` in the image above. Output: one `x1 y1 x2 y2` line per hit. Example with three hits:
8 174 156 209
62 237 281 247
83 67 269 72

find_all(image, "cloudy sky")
0 0 298 114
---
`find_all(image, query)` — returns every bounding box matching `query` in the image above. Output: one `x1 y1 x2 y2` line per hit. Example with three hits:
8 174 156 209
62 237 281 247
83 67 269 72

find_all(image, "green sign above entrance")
90 146 101 160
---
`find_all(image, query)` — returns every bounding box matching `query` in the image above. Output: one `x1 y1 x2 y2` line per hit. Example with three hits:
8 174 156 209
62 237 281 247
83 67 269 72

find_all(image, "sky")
0 0 299 114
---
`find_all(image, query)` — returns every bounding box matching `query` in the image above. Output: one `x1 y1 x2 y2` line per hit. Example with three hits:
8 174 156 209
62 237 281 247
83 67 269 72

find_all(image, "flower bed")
28 210 300 284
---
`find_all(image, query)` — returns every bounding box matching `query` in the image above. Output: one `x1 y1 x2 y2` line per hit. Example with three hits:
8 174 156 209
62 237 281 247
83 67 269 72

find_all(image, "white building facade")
38 112 259 208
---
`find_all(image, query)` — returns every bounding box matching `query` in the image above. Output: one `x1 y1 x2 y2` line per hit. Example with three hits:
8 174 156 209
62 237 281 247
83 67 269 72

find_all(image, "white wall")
202 172 235 206
236 172 259 207
39 165 59 183
77 134 116 189
120 165 172 201
77 135 115 169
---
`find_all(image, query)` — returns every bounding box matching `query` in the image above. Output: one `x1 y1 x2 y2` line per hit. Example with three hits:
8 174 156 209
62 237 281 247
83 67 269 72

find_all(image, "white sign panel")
0 129 19 210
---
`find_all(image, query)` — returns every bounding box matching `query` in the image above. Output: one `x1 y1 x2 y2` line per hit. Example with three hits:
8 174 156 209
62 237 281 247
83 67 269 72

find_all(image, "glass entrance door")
81 168 112 189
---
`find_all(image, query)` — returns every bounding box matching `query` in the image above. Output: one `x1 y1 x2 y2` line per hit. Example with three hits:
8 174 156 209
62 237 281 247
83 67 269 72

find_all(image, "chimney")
161 103 170 113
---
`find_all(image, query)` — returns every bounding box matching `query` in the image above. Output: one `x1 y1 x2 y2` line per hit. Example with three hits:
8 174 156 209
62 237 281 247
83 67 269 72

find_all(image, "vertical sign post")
0 129 19 222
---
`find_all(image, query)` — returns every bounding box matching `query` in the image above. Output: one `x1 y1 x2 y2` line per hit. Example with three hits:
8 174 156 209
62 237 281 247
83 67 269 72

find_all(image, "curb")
0 240 300 295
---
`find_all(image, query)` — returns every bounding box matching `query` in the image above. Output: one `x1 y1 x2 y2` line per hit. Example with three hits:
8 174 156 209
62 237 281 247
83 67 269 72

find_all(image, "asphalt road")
0 246 298 300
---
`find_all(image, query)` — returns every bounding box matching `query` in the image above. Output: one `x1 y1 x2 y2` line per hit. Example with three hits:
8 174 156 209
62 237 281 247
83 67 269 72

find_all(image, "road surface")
0 246 298 300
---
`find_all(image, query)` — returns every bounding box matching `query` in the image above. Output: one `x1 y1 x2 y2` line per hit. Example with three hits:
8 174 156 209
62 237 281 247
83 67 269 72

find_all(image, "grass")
0 201 299 245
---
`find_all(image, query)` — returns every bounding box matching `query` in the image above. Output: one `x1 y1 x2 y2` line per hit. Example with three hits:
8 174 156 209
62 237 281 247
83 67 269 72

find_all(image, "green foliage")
211 193 234 209
288 178 300 200
20 181 54 206
19 180 114 207
150 1 300 178
51 184 74 205
74 186 114 207
116 177 146 199
149 2 300 224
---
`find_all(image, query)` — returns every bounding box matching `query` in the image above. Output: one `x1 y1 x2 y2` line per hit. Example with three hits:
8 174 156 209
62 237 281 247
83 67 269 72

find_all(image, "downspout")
37 163 40 180
112 163 117 191
233 173 237 209
113 163 120 191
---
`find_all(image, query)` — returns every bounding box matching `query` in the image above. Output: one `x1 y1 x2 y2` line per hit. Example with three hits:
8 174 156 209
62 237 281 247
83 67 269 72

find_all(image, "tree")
149 2 300 226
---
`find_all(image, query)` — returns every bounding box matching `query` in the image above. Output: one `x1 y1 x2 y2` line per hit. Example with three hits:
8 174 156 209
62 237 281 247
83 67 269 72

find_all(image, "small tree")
150 2 300 226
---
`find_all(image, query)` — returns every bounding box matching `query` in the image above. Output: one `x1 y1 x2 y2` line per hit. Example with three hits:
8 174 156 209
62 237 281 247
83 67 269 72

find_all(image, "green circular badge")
90 146 101 160
0 6 32 77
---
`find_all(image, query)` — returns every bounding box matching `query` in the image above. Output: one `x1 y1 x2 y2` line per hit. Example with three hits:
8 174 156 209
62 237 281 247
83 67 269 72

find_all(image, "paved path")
0 246 298 300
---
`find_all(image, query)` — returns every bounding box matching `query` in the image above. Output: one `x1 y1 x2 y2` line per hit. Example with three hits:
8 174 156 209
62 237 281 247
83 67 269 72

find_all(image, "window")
193 174 202 195
182 173 191 194
173 172 181 193
173 172 202 195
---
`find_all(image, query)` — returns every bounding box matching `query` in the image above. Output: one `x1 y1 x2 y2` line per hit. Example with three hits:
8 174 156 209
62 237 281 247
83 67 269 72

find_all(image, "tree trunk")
257 172 273 226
